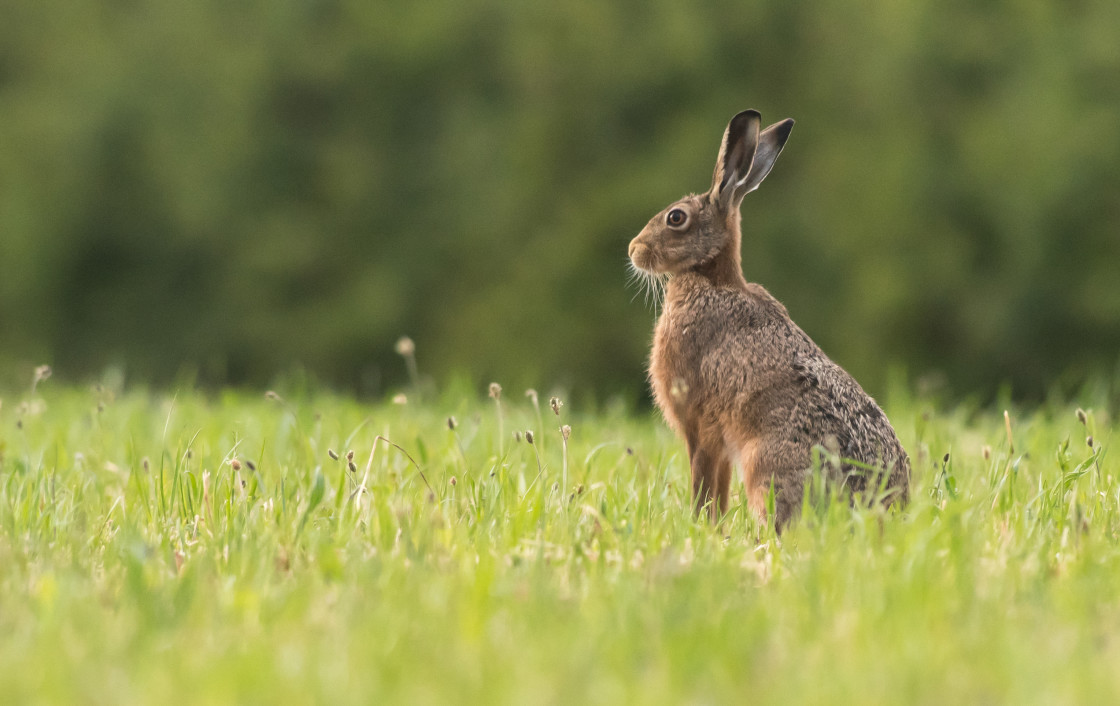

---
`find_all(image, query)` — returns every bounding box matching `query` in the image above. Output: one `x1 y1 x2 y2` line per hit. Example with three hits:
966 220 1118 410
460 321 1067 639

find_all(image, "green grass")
1 378 1118 704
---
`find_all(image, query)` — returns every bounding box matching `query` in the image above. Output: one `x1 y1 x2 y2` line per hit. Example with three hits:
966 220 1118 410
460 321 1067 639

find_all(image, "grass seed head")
395 336 416 357
550 397 563 415
393 394 408 405
328 449 340 461
348 461 357 473
489 383 502 400
346 450 354 462
982 445 991 461
669 378 689 402
447 416 458 430
450 476 457 486
525 389 539 406
514 430 522 443
561 424 571 441
525 430 535 445
30 364 52 395
231 459 242 471
1077 408 1088 425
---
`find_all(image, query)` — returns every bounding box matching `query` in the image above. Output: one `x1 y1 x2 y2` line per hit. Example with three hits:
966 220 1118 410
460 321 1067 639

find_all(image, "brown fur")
628 110 910 531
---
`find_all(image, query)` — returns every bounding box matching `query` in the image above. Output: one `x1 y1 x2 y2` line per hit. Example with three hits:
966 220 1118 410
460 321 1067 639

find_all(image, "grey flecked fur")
628 110 910 531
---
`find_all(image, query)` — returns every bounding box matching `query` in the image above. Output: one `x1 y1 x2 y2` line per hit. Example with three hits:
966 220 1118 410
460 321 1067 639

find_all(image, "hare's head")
628 110 794 277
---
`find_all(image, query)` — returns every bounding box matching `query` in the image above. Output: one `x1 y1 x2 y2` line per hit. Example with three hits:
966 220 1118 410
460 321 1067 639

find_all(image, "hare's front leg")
687 440 732 521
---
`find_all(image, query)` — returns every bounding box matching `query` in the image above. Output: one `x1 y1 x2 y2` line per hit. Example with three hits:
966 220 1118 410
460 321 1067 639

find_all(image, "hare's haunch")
628 110 910 531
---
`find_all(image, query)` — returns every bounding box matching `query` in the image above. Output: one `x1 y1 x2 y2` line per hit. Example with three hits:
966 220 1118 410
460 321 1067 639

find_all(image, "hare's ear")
737 119 794 196
709 110 761 211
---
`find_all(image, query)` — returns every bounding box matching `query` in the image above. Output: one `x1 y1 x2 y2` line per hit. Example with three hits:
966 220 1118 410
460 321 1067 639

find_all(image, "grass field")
1 375 1118 704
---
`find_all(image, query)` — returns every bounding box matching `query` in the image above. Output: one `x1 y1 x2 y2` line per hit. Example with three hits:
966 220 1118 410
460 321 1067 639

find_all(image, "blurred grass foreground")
1 382 1119 703
2 2 1120 398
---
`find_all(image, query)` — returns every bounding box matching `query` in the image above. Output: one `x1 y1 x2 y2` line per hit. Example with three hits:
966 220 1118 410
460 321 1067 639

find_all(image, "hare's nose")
628 240 641 260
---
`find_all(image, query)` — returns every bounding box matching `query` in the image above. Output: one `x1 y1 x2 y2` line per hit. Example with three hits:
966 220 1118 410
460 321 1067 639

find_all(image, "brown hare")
628 110 910 531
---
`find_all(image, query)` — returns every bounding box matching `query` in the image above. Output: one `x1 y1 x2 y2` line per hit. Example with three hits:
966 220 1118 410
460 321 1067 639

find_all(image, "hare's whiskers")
625 260 666 312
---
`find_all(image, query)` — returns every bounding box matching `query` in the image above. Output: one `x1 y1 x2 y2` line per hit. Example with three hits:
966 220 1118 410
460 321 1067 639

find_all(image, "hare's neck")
668 256 748 304
693 250 747 290
690 221 748 290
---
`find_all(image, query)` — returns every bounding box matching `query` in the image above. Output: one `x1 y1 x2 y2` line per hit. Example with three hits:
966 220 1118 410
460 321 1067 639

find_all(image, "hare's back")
706 287 906 468
787 351 909 486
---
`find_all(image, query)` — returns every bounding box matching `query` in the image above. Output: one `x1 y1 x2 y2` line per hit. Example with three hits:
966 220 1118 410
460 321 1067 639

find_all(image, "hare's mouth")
628 243 659 273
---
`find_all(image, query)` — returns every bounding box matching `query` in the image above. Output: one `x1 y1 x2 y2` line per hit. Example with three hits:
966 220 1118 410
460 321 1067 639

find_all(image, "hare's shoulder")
661 283 815 385
670 281 788 331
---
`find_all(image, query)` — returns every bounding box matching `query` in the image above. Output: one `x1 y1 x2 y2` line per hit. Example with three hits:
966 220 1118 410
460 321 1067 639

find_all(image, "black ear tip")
729 109 762 129
777 118 795 137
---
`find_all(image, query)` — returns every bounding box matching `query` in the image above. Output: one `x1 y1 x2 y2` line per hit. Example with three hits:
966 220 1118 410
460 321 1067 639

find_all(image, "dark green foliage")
1 1 1119 397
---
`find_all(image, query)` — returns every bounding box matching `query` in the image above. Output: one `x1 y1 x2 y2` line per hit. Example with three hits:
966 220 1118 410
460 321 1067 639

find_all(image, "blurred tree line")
1 0 1119 400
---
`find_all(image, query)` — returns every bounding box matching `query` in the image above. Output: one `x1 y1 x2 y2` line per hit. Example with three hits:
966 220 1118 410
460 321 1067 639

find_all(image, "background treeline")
2 1 1119 400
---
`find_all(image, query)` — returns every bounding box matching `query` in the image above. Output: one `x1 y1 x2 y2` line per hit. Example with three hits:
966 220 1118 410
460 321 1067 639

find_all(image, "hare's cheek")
665 242 694 267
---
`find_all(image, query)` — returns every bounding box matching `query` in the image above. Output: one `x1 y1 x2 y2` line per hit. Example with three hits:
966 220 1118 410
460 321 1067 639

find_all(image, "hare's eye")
666 209 688 228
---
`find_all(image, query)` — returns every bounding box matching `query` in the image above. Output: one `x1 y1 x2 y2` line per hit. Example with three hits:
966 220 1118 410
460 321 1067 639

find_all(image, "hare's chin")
629 253 659 274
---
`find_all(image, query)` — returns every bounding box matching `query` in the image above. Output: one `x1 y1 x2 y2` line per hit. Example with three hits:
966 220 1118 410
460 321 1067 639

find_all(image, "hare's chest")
649 306 711 427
